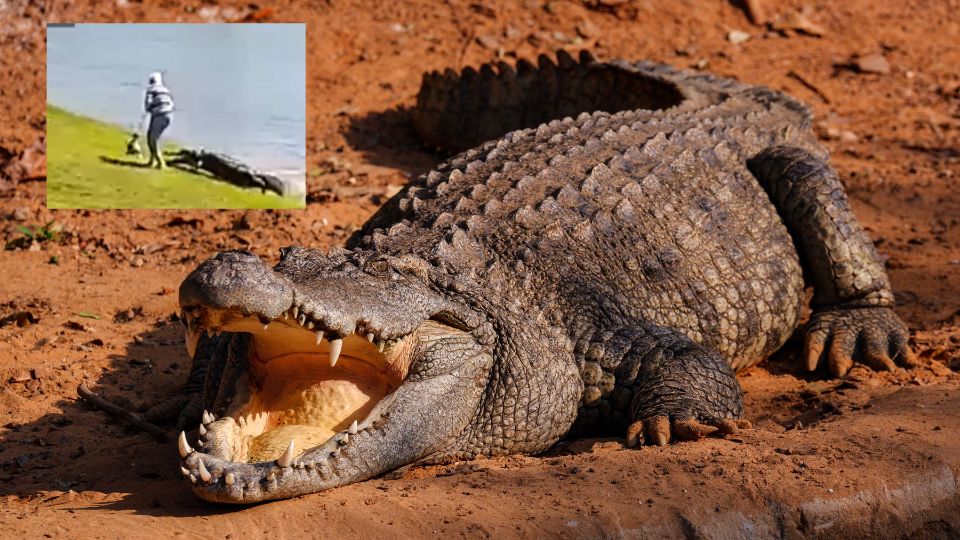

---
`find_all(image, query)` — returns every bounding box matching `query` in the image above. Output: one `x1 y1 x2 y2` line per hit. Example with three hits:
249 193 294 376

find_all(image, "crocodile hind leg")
747 146 914 377
587 325 749 447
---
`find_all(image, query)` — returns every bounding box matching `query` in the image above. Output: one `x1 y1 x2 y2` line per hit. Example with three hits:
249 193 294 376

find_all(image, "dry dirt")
1 0 960 538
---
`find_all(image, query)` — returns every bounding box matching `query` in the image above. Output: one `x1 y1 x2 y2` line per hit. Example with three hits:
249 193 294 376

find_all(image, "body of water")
47 23 306 193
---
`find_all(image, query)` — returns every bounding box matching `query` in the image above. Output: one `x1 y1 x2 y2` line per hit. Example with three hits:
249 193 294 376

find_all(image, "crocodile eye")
364 258 391 276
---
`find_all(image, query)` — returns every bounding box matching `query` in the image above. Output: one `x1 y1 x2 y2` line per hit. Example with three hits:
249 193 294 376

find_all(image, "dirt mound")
1 0 959 537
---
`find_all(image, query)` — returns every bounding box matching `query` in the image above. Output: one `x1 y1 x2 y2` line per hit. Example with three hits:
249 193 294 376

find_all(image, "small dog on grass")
125 132 143 158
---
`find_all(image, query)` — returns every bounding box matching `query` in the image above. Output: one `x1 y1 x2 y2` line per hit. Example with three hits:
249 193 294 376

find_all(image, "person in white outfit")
141 71 175 169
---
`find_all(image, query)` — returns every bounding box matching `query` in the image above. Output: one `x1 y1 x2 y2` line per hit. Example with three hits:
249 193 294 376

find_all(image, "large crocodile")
165 51 913 503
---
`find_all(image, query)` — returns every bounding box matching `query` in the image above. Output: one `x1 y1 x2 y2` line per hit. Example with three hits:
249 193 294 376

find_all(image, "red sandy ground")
1 0 959 537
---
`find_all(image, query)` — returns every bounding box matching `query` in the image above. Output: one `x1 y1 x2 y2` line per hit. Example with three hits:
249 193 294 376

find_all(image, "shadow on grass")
98 155 151 169
99 154 220 182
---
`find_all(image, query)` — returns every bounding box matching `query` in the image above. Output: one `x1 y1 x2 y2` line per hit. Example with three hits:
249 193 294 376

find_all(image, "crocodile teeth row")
281 304 392 354
178 417 375 488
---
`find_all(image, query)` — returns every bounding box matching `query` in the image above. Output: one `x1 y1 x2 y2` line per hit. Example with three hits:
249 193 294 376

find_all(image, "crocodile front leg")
583 324 749 447
748 146 914 377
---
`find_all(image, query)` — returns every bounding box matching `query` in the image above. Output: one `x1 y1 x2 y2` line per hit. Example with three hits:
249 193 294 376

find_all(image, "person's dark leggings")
147 112 172 165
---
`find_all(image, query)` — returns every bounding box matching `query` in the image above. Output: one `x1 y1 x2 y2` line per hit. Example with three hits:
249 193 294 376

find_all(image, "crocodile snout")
179 250 294 320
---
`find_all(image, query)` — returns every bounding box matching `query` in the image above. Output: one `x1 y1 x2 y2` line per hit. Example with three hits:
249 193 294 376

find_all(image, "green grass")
46 105 304 209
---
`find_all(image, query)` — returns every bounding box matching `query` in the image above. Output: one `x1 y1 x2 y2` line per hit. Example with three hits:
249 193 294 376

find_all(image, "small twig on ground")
925 116 945 141
77 383 169 442
740 0 766 25
787 70 831 103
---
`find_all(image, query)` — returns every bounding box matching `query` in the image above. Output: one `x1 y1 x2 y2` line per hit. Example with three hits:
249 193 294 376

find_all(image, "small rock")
64 320 94 332
839 130 859 143
197 6 220 21
576 19 600 39
727 30 751 44
11 207 31 221
220 7 242 20
129 255 145 267
10 372 32 383
854 53 891 75
773 10 826 37
476 34 500 51
0 310 39 328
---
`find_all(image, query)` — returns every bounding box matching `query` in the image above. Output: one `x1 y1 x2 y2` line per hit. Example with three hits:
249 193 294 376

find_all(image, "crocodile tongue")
240 342 393 462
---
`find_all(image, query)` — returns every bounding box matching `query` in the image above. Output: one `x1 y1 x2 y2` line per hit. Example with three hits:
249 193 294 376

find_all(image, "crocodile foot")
625 327 749 447
626 414 751 448
804 307 916 377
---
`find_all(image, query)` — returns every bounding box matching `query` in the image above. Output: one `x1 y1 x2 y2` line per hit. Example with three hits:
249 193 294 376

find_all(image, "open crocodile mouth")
180 303 416 467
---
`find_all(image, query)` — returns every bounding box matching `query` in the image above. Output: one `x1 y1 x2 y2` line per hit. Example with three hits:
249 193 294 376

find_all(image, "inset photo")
46 23 306 209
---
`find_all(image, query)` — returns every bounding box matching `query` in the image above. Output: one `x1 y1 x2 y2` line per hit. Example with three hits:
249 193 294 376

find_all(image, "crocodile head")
176 248 493 503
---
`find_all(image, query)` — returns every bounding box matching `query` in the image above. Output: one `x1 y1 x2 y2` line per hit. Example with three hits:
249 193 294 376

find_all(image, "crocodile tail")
413 50 687 154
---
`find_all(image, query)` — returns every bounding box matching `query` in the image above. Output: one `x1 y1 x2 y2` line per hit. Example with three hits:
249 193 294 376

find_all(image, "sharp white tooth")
267 472 276 482
239 416 246 428
199 424 207 436
225 473 235 485
378 341 385 353
339 434 349 445
348 420 358 435
292 306 299 318
306 320 315 329
282 312 289 320
277 439 295 468
178 431 193 458
298 314 307 326
189 474 196 483
202 410 213 424
329 339 343 367
198 459 212 482
315 331 324 346
366 333 374 342
180 467 190 476
263 323 270 331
